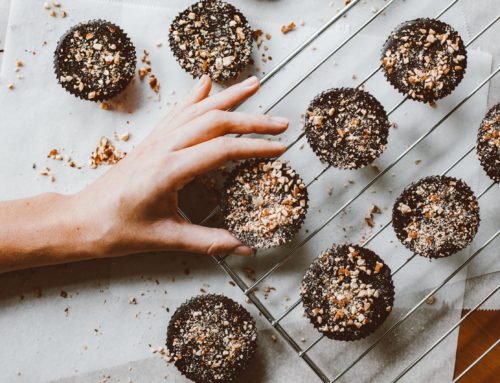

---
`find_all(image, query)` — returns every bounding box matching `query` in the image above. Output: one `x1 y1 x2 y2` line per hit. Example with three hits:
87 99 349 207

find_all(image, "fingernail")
240 76 259 88
272 116 289 126
233 246 254 256
271 141 286 150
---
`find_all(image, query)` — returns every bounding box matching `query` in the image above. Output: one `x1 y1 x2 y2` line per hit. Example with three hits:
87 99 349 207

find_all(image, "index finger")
171 76 261 128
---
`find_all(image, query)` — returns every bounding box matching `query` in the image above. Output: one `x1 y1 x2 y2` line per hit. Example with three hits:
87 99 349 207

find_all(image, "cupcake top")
381 18 467 103
392 176 480 258
166 294 257 383
300 244 394 341
476 103 500 183
221 159 308 249
54 20 136 102
169 0 254 82
304 88 390 169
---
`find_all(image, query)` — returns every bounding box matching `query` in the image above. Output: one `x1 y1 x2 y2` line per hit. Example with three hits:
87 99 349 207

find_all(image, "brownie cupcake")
54 20 136 102
221 159 308 249
166 294 257 383
381 19 467 103
476 103 500 183
300 244 394 341
304 88 390 169
169 0 254 82
392 176 480 258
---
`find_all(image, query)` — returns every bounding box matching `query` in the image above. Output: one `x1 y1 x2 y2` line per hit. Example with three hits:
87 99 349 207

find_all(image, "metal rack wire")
179 0 499 381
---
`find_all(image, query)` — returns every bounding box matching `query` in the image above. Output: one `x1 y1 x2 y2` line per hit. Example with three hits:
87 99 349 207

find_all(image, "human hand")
74 75 288 259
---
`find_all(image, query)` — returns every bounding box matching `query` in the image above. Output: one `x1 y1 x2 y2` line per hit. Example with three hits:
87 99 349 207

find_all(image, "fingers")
176 75 212 110
168 110 289 150
172 76 260 128
153 76 212 134
169 137 286 186
174 222 254 256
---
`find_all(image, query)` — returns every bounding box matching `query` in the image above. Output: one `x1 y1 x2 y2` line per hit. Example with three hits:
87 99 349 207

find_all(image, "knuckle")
187 104 202 117
162 153 181 177
206 242 220 256
207 109 224 122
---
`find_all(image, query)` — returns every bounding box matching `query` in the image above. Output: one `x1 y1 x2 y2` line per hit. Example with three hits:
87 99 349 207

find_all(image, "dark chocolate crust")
166 294 257 383
221 159 308 249
168 0 254 82
300 244 394 341
381 18 467 103
54 20 136 102
476 103 500 183
304 88 390 169
392 176 480 258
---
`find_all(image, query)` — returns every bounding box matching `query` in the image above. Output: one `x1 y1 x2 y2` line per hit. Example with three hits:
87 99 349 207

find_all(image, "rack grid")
178 0 499 381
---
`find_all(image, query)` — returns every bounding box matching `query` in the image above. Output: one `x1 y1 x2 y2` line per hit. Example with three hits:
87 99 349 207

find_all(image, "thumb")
174 222 254 256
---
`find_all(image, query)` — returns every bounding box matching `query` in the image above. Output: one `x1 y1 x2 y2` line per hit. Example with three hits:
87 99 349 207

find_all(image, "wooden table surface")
454 309 500 382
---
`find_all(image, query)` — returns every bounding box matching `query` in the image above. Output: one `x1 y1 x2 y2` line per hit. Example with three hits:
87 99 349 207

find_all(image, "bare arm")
0 75 288 273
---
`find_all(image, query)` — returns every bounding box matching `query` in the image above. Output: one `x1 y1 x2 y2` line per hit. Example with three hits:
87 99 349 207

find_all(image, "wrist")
66 190 114 259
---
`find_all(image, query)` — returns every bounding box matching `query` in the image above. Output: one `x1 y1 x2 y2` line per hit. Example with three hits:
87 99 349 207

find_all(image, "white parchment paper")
0 0 497 382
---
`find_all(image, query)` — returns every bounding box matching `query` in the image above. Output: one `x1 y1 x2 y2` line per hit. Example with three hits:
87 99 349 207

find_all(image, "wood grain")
454 309 500 382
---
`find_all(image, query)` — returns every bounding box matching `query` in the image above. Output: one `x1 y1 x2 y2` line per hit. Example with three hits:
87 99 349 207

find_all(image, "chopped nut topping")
301 244 394 340
476 103 500 183
55 20 136 101
305 88 390 169
382 19 467 102
165 295 257 382
393 176 480 258
169 0 253 82
223 160 308 249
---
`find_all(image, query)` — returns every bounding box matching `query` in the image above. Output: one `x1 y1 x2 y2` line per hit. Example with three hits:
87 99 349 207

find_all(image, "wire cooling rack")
179 0 499 381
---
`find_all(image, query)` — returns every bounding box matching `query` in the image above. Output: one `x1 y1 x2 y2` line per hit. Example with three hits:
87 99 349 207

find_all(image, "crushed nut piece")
89 136 126 169
281 22 296 34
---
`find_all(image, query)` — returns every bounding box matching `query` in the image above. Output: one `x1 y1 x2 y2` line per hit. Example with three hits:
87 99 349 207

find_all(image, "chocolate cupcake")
166 294 257 383
169 0 254 82
381 18 467 103
476 103 500 183
304 88 390 169
54 20 136 102
392 176 480 258
300 244 394 341
221 159 308 249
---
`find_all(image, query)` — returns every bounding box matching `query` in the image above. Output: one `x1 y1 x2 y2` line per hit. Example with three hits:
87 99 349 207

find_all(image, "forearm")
0 193 101 273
